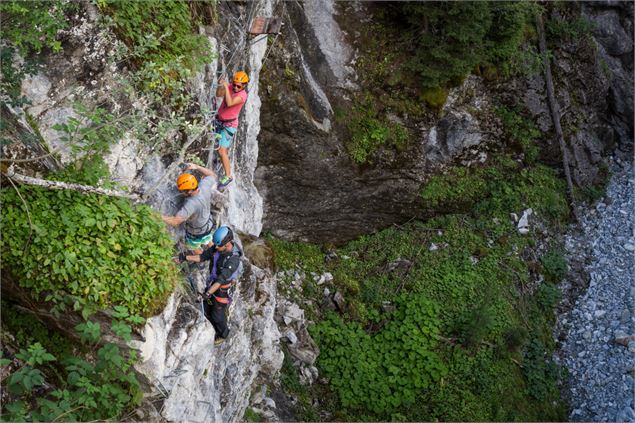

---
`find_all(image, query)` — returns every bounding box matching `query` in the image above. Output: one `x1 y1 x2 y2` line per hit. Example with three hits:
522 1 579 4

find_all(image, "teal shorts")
215 125 237 149
185 231 214 250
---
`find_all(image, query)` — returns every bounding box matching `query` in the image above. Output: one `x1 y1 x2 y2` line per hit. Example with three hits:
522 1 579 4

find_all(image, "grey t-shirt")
176 176 215 235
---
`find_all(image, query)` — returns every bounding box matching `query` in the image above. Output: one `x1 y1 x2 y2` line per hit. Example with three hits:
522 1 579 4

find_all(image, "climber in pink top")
214 71 249 189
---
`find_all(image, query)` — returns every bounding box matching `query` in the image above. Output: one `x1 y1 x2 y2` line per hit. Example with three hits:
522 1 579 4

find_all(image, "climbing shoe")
214 337 225 346
217 176 233 189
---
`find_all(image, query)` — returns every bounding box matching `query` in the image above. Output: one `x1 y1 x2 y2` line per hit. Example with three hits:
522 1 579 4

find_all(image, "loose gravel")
556 157 635 422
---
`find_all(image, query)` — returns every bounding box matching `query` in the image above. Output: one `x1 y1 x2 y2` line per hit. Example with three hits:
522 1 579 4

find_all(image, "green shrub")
541 248 567 283
503 326 529 352
546 13 594 42
420 167 491 210
534 282 562 312
0 183 178 317
497 105 541 164
99 0 212 91
346 97 409 165
378 2 538 90
522 338 560 401
420 87 449 110
311 296 447 418
243 407 261 422
267 236 324 274
0 0 73 54
1 318 142 422
454 302 495 349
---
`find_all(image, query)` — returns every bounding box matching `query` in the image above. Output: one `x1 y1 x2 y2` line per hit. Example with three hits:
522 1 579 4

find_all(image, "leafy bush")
346 97 409 165
0 0 73 54
377 2 538 90
267 236 324 274
99 0 212 91
0 184 178 317
522 338 560 401
311 296 447 418
420 167 492 210
534 282 562 313
497 105 542 164
1 317 142 422
541 248 567 283
454 302 495 349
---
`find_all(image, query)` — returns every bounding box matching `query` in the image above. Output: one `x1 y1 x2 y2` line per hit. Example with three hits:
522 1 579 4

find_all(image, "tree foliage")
379 1 538 89
311 296 446 418
1 179 178 317
1 319 142 422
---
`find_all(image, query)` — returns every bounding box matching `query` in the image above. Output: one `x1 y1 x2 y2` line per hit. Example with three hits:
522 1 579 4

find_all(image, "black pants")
204 297 229 339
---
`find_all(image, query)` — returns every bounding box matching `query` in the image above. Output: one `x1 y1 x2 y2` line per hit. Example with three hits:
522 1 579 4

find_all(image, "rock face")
584 1 634 150
9 1 286 422
132 259 283 423
256 2 631 244
256 2 503 245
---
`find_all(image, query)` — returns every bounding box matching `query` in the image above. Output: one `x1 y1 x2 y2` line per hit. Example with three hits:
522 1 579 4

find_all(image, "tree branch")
4 168 140 201
0 144 67 163
536 14 579 221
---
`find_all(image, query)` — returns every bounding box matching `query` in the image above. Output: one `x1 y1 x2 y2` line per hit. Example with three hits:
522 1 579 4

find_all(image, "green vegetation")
0 1 73 54
546 6 594 43
279 347 320 421
420 157 568 222
1 301 74 359
378 2 540 90
344 97 409 165
268 236 324 274
420 166 491 210
541 247 567 283
1 312 142 422
497 105 542 164
312 296 446 417
243 407 262 422
99 0 212 92
1 174 178 316
271 160 570 421
0 1 74 106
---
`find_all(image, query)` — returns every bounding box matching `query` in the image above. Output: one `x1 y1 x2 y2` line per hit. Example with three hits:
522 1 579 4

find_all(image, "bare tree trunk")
3 168 140 201
536 14 579 221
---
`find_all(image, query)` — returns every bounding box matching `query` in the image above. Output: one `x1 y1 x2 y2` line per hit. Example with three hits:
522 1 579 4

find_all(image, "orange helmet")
233 71 249 84
177 173 197 191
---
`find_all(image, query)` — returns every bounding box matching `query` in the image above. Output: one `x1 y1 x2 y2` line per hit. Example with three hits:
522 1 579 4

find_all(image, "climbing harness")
205 247 244 305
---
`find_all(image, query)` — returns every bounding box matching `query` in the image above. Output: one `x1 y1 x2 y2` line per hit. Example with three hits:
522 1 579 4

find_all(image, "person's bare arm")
162 215 186 226
206 282 221 296
216 84 225 97
223 82 245 107
185 162 215 178
184 254 201 263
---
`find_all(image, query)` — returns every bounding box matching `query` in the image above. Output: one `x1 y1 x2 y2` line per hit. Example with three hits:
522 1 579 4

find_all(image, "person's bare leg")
218 147 231 178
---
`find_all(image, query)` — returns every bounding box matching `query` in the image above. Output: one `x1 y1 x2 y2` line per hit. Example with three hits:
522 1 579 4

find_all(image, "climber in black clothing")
179 226 242 345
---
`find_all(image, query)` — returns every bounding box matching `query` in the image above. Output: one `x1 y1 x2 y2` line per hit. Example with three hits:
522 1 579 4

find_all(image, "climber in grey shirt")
162 163 217 254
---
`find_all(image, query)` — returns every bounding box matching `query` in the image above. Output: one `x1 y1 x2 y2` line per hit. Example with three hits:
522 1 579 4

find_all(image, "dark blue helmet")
213 226 233 247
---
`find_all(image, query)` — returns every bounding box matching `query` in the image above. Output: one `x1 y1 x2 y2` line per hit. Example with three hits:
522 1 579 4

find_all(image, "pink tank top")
217 84 248 128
